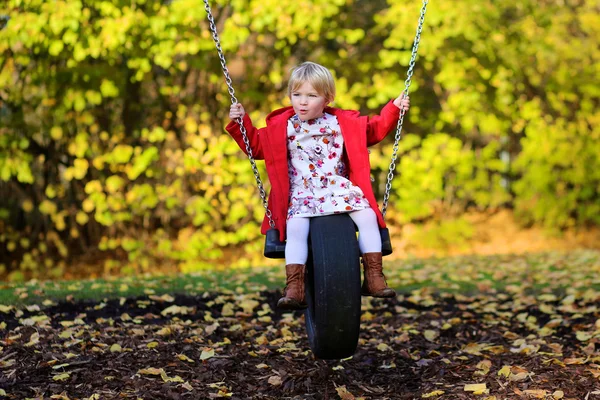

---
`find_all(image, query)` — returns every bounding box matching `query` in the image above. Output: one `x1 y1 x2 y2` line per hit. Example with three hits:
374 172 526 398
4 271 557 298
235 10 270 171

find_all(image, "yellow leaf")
162 372 184 383
576 331 593 341
110 344 122 353
22 200 34 212
221 302 235 316
361 311 374 321
552 390 564 399
475 360 492 376
138 367 163 376
147 341 159 349
76 211 89 225
422 390 445 398
498 365 511 378
177 354 195 363
156 327 172 336
72 158 89 180
39 200 57 216
239 299 260 314
25 332 40 347
376 343 390 351
50 126 63 140
200 348 215 360
424 330 438 342
161 305 190 316
255 335 269 345
53 372 71 381
0 305 13 313
463 342 488 355
464 383 488 394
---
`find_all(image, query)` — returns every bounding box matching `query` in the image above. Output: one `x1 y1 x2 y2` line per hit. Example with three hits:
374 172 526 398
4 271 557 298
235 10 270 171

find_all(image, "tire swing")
203 0 428 360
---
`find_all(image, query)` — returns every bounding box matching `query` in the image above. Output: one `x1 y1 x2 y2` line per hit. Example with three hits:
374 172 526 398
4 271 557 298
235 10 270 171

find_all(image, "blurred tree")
0 0 597 280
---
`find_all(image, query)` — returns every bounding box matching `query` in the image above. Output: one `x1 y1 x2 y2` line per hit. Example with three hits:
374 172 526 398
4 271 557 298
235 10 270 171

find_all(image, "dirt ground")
2 287 600 399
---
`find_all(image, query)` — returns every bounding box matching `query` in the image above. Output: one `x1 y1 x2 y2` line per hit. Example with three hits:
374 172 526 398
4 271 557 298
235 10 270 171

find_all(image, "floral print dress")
286 113 370 219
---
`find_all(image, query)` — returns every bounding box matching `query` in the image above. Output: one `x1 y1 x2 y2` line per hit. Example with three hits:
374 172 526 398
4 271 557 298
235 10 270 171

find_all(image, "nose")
299 96 308 105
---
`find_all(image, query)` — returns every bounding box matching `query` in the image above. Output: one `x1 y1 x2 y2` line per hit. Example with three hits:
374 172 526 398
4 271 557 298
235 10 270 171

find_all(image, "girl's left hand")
393 94 410 112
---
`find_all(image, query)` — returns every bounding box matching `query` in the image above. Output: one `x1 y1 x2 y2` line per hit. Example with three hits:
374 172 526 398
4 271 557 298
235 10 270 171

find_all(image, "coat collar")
265 105 360 126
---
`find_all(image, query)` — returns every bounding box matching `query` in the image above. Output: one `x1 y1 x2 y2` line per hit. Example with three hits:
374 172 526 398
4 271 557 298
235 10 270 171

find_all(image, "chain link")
203 0 275 228
382 0 429 217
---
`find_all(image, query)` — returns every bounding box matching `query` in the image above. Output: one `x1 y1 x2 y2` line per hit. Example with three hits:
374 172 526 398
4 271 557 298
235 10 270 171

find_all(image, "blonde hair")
287 62 336 102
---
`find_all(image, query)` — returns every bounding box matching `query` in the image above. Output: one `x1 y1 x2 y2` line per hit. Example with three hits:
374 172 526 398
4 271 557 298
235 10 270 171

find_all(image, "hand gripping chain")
382 0 428 217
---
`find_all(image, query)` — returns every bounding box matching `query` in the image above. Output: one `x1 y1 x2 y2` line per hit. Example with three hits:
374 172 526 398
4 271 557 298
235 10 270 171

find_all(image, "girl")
227 62 410 310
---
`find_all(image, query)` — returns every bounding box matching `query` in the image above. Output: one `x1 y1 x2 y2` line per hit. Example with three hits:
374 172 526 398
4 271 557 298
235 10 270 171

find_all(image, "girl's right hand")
229 103 246 120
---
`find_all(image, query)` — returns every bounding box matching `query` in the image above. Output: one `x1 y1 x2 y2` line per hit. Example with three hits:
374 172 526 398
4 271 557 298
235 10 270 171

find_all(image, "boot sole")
277 299 308 310
361 291 396 298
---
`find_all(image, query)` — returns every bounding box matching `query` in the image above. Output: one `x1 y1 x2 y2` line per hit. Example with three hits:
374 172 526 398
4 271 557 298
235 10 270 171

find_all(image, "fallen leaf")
423 330 438 342
464 383 488 395
336 385 356 400
110 343 122 353
377 343 390 351
268 375 282 386
422 390 445 398
177 354 195 363
475 360 492 376
138 367 163 376
200 348 215 360
524 389 547 399
498 365 511 378
53 372 71 382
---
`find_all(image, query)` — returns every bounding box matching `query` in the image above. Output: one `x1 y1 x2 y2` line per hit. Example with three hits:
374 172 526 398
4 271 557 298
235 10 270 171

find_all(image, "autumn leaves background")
0 0 599 280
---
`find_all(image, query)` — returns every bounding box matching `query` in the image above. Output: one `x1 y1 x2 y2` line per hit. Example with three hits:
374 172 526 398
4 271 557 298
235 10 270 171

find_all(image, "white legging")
285 208 382 265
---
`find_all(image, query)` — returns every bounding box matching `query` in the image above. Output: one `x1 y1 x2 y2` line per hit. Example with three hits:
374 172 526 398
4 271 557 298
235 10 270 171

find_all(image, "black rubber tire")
305 214 361 360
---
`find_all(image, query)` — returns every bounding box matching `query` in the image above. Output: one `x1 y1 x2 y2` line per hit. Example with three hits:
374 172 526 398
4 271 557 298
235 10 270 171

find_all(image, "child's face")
290 81 328 121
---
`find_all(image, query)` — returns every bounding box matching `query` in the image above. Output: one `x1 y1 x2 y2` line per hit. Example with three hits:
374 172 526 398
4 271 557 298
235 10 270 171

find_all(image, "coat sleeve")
365 100 402 146
225 114 266 160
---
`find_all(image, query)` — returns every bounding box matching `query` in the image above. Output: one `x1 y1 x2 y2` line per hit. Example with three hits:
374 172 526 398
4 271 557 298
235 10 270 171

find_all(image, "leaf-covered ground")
2 251 600 399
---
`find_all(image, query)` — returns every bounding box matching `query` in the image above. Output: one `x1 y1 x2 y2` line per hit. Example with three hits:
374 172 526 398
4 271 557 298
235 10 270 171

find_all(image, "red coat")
226 100 401 242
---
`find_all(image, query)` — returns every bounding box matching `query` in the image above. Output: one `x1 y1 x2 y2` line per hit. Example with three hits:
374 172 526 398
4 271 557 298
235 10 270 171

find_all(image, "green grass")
0 267 283 307
1 250 599 307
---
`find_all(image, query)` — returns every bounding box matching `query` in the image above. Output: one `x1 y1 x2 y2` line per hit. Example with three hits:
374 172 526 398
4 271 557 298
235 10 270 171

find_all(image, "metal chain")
203 0 275 228
382 0 429 217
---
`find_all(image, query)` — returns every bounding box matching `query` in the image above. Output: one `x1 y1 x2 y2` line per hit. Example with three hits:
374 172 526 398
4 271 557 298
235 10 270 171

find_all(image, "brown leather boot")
361 252 396 298
277 264 308 310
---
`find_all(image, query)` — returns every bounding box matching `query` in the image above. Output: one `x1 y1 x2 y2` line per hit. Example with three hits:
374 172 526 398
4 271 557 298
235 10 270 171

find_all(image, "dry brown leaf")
267 375 282 386
523 389 547 398
335 385 356 400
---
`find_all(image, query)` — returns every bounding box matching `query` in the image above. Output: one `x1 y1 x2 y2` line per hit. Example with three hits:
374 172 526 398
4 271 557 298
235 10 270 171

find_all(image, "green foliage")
0 0 598 278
